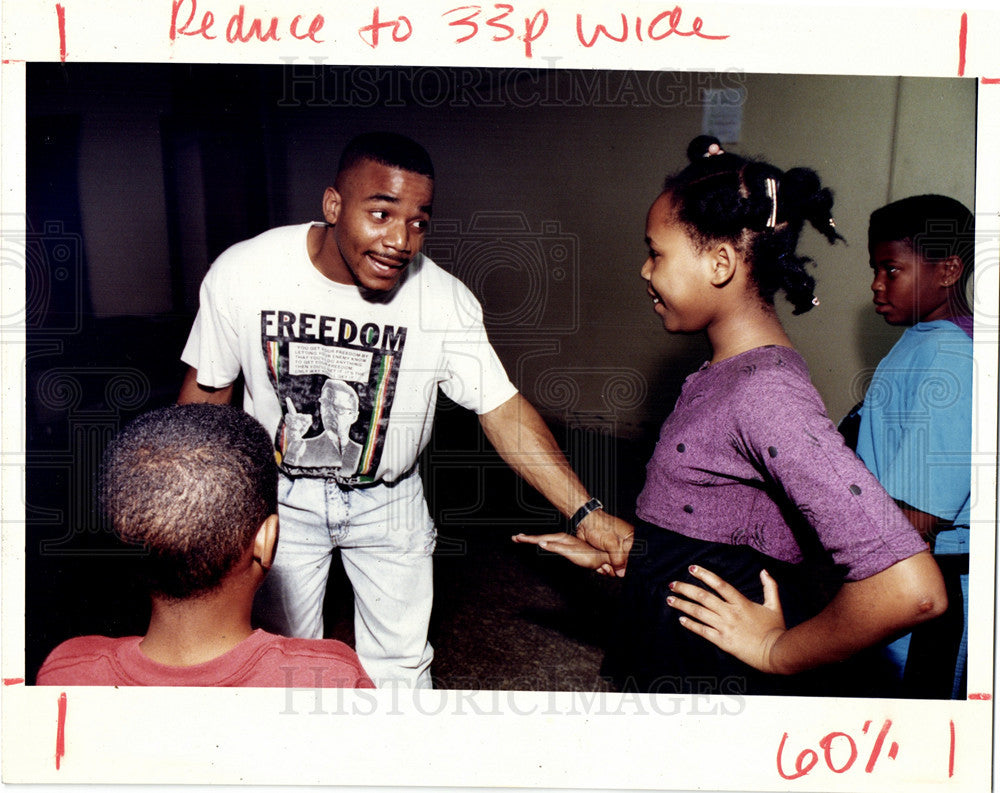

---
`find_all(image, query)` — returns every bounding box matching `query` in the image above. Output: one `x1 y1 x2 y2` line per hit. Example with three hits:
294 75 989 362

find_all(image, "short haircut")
100 404 278 600
868 194 975 280
337 131 434 180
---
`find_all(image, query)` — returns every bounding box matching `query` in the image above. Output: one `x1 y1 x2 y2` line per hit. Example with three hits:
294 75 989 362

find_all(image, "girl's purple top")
635 345 927 581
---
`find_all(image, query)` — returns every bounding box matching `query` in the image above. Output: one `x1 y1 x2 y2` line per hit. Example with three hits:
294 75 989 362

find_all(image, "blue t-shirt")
856 319 973 553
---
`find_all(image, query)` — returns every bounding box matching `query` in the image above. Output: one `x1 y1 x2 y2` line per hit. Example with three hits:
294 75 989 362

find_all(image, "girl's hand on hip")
667 565 787 674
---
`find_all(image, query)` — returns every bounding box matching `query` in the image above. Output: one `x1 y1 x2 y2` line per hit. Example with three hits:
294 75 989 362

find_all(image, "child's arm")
666 550 946 675
512 532 619 577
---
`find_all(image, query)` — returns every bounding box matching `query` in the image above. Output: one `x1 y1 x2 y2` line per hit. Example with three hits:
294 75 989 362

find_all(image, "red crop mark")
957 12 967 76
55 693 67 770
948 720 955 777
968 693 992 699
56 4 67 62
3 678 25 685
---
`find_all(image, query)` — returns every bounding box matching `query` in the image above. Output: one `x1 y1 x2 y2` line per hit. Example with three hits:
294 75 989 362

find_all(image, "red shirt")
36 629 374 687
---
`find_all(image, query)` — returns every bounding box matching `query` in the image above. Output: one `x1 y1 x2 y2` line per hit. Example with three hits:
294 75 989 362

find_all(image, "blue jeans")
253 469 437 688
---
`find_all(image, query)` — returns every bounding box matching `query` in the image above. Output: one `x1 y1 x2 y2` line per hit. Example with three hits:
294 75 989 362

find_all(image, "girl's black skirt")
602 520 899 697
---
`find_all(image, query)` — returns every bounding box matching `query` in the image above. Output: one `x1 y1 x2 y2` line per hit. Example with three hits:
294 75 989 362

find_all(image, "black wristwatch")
568 498 603 536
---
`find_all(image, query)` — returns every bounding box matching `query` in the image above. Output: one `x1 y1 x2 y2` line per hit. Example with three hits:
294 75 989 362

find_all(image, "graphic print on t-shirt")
261 309 405 484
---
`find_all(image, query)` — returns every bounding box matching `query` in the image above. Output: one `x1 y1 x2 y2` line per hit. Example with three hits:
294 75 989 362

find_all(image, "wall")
29 65 177 317
739 74 976 420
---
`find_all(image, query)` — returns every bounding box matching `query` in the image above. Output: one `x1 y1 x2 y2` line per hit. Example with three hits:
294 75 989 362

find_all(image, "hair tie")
765 177 779 228
811 296 820 307
704 142 725 157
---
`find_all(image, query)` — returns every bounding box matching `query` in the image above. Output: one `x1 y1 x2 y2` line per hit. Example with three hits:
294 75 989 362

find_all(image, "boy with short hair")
37 404 373 687
855 193 974 698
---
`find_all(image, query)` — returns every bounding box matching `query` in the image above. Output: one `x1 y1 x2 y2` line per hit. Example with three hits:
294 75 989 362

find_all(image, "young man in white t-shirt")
178 132 632 687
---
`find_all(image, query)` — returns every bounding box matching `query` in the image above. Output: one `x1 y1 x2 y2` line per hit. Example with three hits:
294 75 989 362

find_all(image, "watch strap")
568 498 603 535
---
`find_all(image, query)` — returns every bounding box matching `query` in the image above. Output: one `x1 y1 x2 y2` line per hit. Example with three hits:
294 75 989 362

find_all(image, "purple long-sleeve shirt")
635 345 927 581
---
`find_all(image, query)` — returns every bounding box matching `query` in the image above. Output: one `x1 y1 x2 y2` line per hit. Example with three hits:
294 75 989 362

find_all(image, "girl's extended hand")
512 532 617 576
666 565 787 674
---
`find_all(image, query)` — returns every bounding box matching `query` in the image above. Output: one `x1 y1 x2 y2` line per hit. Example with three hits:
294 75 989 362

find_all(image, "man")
37 404 373 687
178 132 631 687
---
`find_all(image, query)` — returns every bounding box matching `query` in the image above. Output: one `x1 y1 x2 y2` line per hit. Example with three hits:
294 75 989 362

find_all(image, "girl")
514 137 947 695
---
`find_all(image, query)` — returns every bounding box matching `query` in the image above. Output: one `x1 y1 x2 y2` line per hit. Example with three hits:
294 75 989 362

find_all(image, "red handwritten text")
777 720 900 780
576 7 728 48
443 5 549 58
169 0 324 43
227 6 280 42
359 7 413 48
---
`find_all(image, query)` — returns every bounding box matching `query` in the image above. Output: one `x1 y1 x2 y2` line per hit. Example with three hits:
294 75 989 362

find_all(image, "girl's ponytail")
664 137 843 314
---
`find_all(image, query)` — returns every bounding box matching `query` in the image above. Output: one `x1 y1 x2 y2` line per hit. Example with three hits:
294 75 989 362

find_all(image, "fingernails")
666 596 675 605
689 565 698 574
668 581 677 590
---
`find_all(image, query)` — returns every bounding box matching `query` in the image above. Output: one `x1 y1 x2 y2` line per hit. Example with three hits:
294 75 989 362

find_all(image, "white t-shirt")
182 223 517 485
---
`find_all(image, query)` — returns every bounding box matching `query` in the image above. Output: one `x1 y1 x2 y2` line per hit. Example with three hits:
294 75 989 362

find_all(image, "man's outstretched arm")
479 393 633 573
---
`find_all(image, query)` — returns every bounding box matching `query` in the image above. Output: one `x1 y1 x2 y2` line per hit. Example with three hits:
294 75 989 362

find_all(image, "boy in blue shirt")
855 194 974 698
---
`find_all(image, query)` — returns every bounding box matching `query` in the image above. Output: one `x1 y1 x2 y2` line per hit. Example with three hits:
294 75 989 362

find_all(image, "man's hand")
512 532 616 576
666 565 787 674
575 510 633 575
